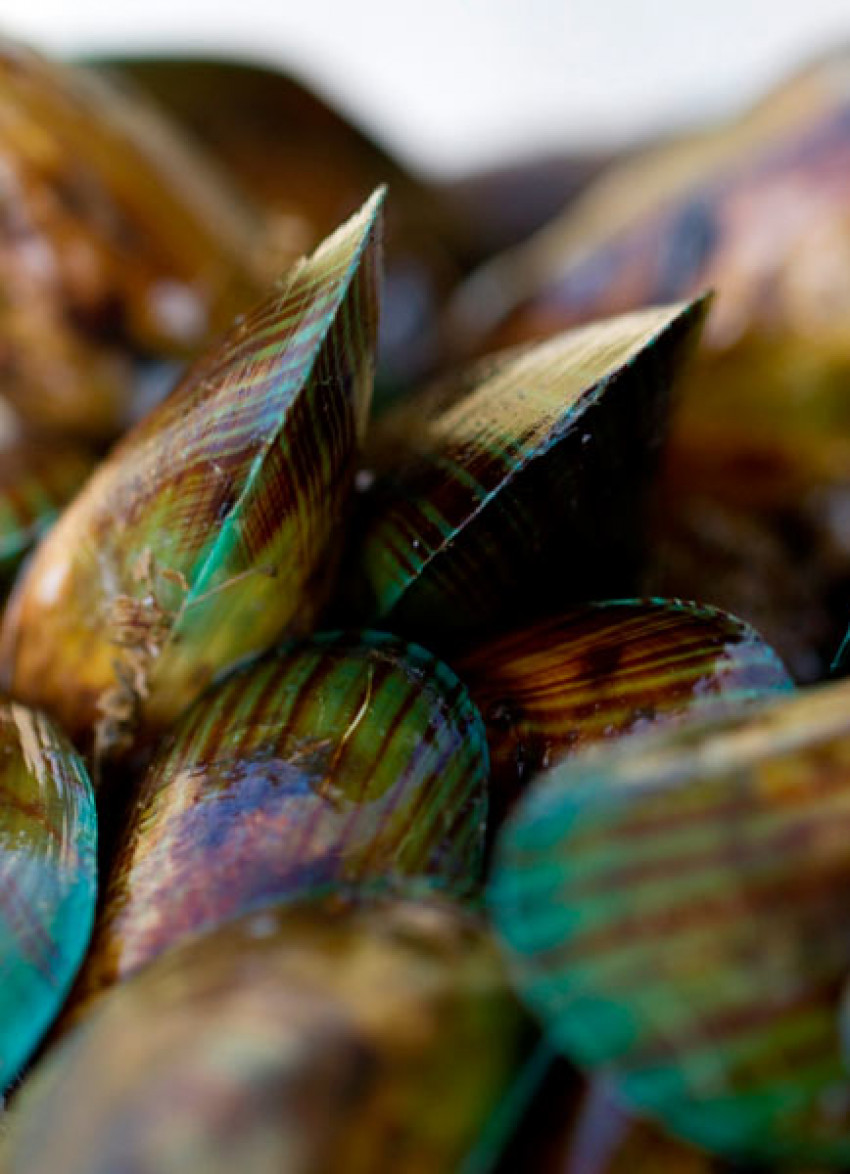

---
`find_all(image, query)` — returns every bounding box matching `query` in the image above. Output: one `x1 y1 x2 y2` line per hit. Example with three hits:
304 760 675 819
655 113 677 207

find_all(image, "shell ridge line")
164 189 385 635
540 295 711 453
380 301 698 617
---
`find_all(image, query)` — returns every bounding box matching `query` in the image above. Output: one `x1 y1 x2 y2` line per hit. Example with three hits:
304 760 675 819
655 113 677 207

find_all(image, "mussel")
71 630 488 1014
2 896 526 1174
351 299 707 647
0 701 96 1092
491 677 850 1165
455 599 792 825
0 191 383 758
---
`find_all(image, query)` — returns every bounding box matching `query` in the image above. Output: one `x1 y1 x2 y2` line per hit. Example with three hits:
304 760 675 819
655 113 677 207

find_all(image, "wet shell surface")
0 192 383 758
490 678 850 1165
3 896 526 1174
456 599 792 825
0 702 96 1092
73 631 489 1011
352 300 707 647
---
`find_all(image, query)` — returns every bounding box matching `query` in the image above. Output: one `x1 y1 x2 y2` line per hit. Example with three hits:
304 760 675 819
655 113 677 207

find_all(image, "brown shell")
455 599 791 827
0 40 269 438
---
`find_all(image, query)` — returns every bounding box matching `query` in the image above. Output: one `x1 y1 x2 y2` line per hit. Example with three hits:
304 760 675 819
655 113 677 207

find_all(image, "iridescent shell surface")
0 702 96 1091
456 599 792 824
0 192 383 758
0 40 268 438
352 300 706 646
4 897 525 1174
74 631 489 1010
491 678 850 1165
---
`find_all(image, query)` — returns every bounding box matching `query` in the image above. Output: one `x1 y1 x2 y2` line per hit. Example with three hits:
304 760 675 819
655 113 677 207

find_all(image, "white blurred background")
2 0 850 174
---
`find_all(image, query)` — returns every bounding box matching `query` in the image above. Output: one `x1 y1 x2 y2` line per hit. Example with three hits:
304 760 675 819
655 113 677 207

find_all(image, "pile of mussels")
5 33 850 1174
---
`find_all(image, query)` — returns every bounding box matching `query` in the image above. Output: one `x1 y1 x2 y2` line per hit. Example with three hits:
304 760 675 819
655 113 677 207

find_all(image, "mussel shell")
350 300 707 647
0 702 96 1091
0 433 94 582
0 192 383 758
72 631 488 1011
0 40 268 439
455 599 792 826
491 678 850 1165
3 896 526 1174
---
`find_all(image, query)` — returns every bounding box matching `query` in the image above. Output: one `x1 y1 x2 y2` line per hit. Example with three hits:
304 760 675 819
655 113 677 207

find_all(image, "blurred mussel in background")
447 49 850 681
0 40 272 442
96 56 462 404
2 897 529 1174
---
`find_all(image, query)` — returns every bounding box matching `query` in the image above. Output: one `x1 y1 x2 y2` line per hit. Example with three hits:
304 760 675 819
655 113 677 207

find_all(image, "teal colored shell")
73 631 489 1009
490 678 850 1167
0 703 97 1091
353 300 707 646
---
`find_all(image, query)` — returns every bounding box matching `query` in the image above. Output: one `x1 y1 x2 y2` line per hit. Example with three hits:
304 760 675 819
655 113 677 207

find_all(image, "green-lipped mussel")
0 191 383 759
351 299 707 648
70 631 488 1016
455 599 792 827
3 896 526 1174
0 701 96 1093
491 677 850 1166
